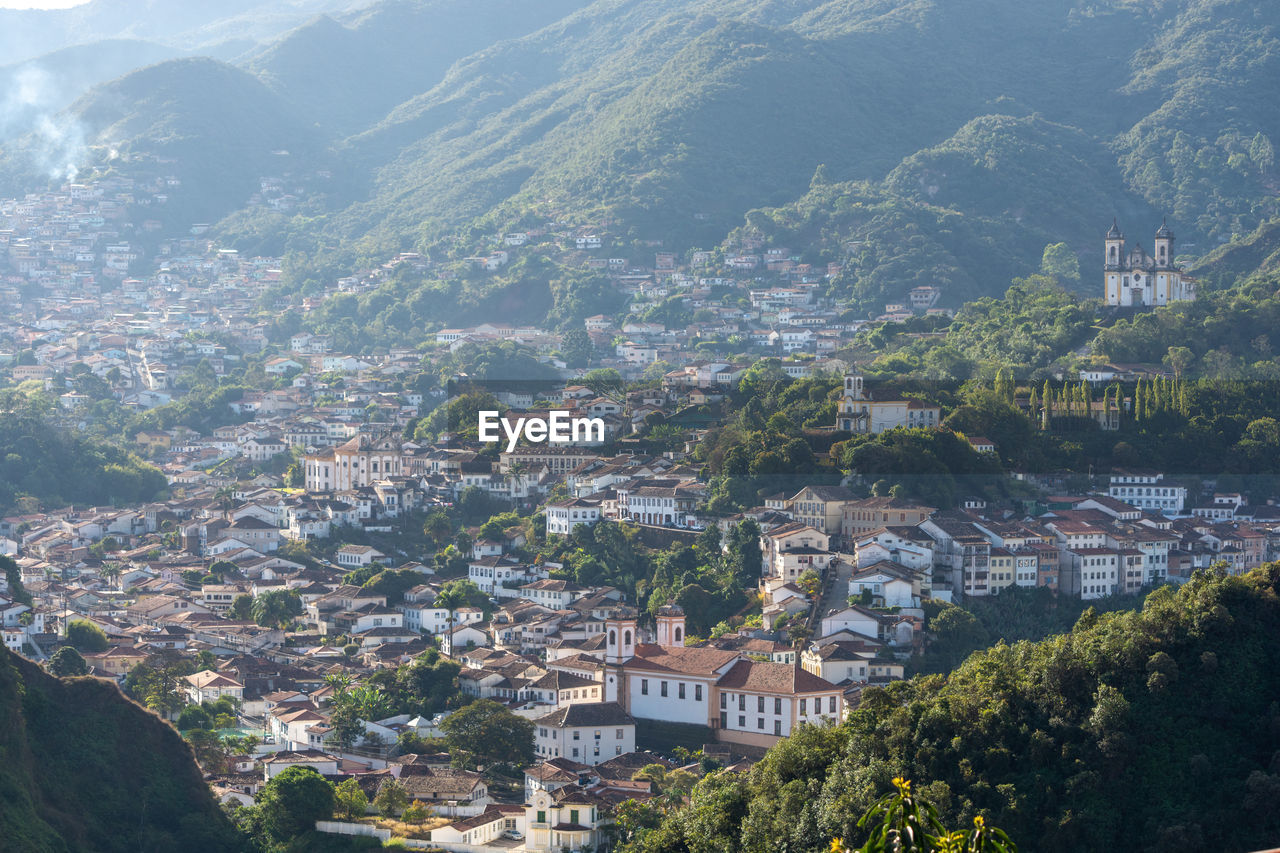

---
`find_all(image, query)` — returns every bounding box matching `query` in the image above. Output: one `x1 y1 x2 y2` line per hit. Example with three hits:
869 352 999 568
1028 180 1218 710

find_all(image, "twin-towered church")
1103 218 1196 307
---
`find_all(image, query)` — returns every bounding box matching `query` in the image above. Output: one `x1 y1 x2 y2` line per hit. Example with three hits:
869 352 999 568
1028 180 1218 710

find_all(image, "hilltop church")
1103 219 1195 307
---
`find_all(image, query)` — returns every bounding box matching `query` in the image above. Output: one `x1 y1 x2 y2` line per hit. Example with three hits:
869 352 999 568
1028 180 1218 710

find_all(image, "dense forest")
0 408 167 514
622 564 1280 853
0 648 245 853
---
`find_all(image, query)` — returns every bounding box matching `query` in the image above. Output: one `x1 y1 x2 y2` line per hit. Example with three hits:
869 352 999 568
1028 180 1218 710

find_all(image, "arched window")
608 630 616 646
624 630 632 646
674 627 683 642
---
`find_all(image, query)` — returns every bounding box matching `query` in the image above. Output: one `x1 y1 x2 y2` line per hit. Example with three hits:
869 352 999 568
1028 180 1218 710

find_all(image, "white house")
336 544 386 568
183 670 245 705
546 498 602 536
534 702 636 765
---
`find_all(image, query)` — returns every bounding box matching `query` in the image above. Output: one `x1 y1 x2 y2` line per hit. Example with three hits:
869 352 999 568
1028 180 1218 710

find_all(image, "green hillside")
71 56 325 222
248 0 592 138
623 565 1280 853
0 649 246 853
276 0 1280 315
6 0 1280 324
0 409 167 514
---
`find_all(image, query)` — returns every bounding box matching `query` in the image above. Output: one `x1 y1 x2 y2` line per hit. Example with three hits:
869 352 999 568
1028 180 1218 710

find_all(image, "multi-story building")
786 485 856 536
1107 470 1186 514
835 373 940 434
533 702 635 765
303 433 403 492
841 497 935 543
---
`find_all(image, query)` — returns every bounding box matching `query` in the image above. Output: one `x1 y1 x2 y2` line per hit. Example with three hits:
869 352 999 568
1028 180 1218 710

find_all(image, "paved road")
811 556 854 631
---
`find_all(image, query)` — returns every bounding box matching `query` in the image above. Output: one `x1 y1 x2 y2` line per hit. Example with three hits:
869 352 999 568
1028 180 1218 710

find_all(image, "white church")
1103 218 1195 307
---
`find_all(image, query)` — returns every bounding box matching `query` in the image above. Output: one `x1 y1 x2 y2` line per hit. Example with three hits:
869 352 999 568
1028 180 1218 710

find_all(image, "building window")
720 693 727 709
800 699 807 716
661 681 668 697
738 695 746 711
775 698 782 715
775 720 782 736
641 679 648 695
695 684 703 701
758 696 765 713
758 717 764 730
678 683 686 699
829 696 837 713
738 715 746 727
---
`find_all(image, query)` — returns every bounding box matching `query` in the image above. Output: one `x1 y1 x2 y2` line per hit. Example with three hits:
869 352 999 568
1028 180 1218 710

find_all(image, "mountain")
6 0 1280 323
0 39 183 118
0 649 245 853
69 56 325 222
733 113 1163 310
0 0 364 65
246 0 593 139
275 0 1280 309
622 565 1280 853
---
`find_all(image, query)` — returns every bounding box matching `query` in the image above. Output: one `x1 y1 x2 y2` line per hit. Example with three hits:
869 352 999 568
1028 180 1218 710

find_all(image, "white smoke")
0 65 89 183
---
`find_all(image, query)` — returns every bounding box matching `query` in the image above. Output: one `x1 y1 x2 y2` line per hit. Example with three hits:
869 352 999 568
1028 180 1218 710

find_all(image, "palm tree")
324 672 352 699
100 561 122 590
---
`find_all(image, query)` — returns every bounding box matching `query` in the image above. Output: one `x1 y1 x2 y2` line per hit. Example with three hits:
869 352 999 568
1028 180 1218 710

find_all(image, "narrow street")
808 556 854 635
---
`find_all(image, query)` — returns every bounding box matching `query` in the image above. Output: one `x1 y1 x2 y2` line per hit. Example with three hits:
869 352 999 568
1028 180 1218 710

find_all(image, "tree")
66 619 109 653
186 728 228 773
334 777 369 820
48 646 88 677
328 700 366 751
437 578 488 631
583 367 626 400
614 798 663 842
1163 345 1194 380
848 777 1016 852
402 800 430 824
993 367 1015 405
229 594 253 621
374 777 409 817
1 555 31 606
562 327 593 368
1040 242 1080 282
797 569 822 598
927 606 990 669
257 765 335 843
251 589 302 628
440 698 535 771
177 704 213 731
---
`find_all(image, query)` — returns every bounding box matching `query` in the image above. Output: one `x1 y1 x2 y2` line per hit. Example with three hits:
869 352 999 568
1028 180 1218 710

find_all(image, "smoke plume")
0 64 89 182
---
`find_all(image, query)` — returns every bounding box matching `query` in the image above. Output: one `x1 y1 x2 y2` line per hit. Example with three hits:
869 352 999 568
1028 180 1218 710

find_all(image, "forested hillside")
3 0 1278 322
0 649 246 853
0 409 167 514
622 565 1280 853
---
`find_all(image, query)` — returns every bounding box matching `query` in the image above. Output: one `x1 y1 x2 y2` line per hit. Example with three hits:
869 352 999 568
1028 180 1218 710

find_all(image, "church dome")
1155 218 1174 239
1106 219 1123 239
